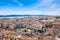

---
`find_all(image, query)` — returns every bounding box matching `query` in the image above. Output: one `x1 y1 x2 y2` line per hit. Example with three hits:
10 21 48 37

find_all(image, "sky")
0 0 60 15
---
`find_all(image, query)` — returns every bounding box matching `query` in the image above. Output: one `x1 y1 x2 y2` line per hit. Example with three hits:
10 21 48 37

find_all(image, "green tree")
37 29 44 33
45 24 53 28
9 37 14 40
14 24 27 29
0 23 3 28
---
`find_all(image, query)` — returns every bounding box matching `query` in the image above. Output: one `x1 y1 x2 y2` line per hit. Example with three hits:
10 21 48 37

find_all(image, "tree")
9 37 14 40
14 24 27 29
0 23 3 28
45 23 53 28
37 29 44 33
5 25 9 29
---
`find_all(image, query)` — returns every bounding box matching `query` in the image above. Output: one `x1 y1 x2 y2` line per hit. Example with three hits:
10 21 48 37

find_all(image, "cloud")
0 8 60 16
0 0 60 15
43 11 60 15
11 0 23 6
40 0 54 5
31 0 54 8
31 0 60 11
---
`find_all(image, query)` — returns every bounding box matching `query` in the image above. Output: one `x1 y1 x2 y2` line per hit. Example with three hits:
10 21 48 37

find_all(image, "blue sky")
0 0 60 15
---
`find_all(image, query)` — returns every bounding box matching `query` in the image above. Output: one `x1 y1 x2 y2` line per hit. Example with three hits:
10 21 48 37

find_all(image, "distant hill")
0 15 48 17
